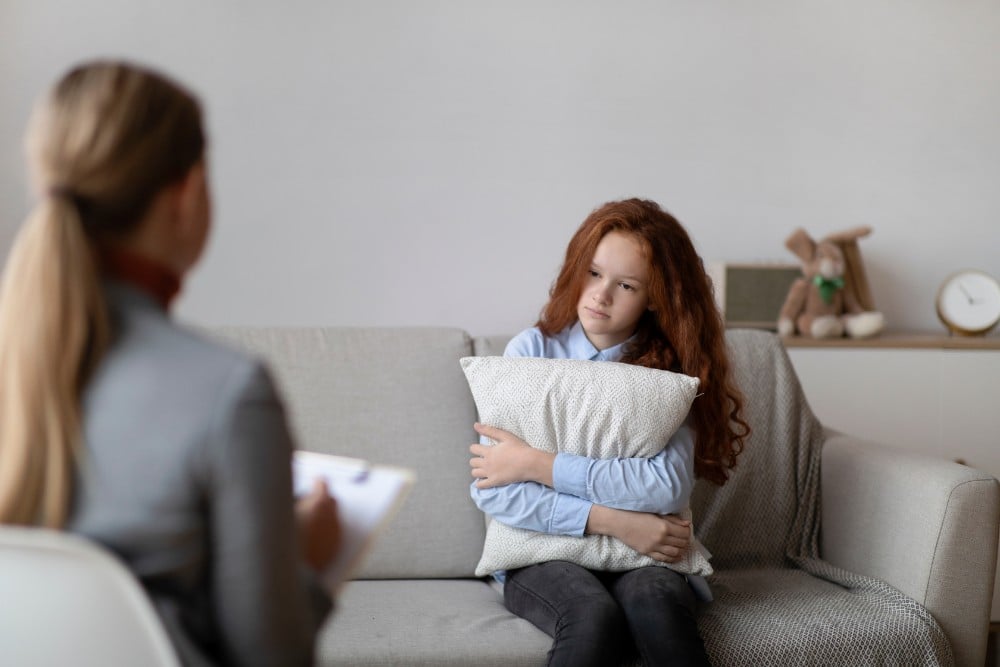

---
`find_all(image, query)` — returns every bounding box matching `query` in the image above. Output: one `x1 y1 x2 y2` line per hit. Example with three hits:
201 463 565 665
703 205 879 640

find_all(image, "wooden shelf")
778 330 1000 350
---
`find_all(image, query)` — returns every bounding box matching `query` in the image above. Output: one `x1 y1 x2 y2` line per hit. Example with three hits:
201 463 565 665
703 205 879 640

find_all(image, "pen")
350 461 371 483
326 460 370 484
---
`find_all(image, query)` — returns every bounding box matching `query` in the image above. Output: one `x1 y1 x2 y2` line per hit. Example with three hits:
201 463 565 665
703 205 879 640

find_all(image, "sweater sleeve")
469 478 593 537
206 362 332 666
551 425 696 514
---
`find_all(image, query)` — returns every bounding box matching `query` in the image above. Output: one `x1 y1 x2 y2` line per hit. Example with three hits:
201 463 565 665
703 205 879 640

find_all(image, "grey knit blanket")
684 330 953 666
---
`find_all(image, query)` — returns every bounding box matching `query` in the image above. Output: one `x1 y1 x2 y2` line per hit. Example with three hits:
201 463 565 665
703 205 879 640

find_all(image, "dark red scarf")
100 247 181 310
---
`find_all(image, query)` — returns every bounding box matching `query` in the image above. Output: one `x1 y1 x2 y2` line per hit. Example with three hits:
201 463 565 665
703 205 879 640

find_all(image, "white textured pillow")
461 356 713 578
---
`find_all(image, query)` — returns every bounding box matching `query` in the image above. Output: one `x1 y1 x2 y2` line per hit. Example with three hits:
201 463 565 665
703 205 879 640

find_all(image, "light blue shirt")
469 321 697 537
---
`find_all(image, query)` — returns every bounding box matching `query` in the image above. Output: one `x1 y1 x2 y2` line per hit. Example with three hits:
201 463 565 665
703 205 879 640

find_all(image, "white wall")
3 1 999 335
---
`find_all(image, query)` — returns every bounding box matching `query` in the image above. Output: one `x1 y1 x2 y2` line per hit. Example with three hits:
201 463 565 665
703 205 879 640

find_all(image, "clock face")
936 271 1000 335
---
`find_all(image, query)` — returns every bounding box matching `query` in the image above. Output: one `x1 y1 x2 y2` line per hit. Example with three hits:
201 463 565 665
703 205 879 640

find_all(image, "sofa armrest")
820 431 1000 667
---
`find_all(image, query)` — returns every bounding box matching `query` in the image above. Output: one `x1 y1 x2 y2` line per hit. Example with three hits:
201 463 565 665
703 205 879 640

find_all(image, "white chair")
0 526 180 667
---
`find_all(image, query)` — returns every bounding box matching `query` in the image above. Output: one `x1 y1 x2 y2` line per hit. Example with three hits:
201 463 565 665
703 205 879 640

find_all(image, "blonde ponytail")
0 197 108 526
0 61 204 527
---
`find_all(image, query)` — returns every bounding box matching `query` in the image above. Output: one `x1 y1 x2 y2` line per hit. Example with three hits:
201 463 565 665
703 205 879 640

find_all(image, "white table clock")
935 270 1000 336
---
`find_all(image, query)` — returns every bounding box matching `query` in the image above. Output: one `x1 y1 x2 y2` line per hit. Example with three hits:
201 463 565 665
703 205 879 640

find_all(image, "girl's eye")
588 270 600 278
619 282 634 291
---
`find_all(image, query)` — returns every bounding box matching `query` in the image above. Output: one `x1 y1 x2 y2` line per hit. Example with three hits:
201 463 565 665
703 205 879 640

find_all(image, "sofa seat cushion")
699 566 953 666
316 579 550 666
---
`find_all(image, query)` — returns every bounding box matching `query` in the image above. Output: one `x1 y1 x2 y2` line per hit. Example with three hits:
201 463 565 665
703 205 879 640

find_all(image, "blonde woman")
0 61 338 665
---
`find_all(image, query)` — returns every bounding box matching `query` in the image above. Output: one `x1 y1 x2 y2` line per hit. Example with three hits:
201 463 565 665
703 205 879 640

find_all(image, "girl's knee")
557 593 626 637
618 568 696 610
548 595 632 667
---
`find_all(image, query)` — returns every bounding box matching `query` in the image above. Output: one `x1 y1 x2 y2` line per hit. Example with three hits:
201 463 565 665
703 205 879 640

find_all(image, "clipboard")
292 451 415 592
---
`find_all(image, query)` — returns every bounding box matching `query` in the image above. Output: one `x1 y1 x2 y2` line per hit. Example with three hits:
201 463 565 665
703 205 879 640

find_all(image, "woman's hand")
469 422 555 489
295 479 341 573
585 505 691 563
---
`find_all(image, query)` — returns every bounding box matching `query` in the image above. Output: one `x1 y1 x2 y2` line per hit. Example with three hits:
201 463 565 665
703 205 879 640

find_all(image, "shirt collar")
566 321 631 362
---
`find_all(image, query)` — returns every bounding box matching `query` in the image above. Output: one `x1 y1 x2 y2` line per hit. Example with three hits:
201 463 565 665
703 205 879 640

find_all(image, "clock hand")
958 282 974 304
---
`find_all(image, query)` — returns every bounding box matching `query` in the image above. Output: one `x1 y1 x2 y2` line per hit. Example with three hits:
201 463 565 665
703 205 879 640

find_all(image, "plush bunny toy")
777 226 885 339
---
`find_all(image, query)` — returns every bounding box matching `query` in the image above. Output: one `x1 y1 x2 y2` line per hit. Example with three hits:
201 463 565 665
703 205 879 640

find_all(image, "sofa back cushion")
212 327 484 579
471 335 511 357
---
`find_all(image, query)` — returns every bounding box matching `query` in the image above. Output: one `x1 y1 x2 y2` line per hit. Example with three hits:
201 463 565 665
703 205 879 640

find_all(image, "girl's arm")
468 477 692 564
555 426 695 514
469 477 592 536
585 504 692 563
470 423 696 515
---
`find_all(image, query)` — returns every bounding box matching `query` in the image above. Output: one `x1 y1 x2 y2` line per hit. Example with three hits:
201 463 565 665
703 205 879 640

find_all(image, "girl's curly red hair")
538 198 749 485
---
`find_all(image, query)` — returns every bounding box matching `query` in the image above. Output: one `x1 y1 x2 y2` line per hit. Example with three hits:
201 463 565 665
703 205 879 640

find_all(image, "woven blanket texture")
686 330 953 667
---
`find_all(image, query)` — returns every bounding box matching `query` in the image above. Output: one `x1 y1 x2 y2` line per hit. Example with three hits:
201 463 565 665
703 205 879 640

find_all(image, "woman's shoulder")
107 284 261 379
159 326 281 411
171 325 270 388
105 303 273 406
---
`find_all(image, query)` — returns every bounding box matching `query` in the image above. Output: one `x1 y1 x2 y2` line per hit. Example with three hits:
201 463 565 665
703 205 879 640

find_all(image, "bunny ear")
823 225 873 244
785 228 816 262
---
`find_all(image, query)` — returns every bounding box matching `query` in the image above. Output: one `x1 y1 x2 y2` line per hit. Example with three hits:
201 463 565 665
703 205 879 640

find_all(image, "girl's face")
576 231 651 350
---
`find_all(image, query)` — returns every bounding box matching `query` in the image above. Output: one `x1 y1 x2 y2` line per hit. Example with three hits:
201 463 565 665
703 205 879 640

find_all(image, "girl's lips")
584 307 610 319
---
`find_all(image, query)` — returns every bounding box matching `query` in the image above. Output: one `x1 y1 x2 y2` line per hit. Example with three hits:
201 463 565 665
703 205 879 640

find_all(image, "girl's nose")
592 284 611 304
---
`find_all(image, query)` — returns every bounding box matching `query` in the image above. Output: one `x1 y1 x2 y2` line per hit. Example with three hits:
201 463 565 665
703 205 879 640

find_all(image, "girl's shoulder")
504 324 580 359
504 326 548 358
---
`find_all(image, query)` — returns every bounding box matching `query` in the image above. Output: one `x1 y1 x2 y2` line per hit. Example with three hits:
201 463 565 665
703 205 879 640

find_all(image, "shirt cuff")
552 452 591 499
548 491 593 537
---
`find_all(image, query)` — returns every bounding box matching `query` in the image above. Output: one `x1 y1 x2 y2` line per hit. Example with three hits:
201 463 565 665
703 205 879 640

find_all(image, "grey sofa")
215 326 999 667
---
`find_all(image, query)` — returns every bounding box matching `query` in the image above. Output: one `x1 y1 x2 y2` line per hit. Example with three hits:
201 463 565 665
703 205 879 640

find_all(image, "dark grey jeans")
503 561 711 667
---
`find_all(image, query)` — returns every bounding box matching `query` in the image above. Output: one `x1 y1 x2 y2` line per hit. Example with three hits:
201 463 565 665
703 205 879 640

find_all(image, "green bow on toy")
813 275 845 304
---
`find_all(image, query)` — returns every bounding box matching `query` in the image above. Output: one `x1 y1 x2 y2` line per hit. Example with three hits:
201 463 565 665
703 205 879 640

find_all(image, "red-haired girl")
470 198 749 666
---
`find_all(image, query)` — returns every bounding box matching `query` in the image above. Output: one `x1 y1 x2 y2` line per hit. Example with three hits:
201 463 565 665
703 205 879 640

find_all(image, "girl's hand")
469 422 555 489
585 505 691 563
295 479 341 573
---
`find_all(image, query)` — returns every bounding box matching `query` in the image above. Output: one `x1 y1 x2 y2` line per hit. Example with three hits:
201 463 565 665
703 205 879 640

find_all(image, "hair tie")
46 185 96 233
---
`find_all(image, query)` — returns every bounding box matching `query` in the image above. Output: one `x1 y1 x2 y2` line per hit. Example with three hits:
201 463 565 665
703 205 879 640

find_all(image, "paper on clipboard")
292 451 415 592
